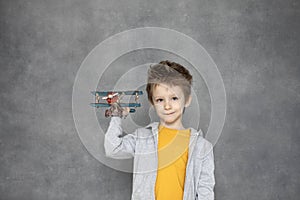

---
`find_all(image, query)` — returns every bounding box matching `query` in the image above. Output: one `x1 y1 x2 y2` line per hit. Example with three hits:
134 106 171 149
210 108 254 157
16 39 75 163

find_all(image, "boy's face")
152 84 191 130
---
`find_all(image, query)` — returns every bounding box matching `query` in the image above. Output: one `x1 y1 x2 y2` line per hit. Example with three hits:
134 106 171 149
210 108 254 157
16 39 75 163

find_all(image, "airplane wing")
90 103 111 107
91 90 143 96
119 103 141 107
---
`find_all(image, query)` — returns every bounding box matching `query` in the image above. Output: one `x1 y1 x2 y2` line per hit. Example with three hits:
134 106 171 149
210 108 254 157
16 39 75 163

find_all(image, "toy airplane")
90 90 143 118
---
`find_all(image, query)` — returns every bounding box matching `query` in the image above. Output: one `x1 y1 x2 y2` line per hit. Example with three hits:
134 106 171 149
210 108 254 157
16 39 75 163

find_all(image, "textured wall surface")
1 0 299 199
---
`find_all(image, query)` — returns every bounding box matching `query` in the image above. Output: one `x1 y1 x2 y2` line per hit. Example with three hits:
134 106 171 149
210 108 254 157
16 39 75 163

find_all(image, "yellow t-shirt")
155 125 191 200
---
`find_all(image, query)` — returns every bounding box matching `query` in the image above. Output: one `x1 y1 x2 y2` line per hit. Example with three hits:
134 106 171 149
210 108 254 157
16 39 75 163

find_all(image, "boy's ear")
185 95 192 107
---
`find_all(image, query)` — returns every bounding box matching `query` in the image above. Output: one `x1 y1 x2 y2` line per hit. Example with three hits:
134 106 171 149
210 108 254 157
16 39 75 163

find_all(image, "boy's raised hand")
110 103 130 118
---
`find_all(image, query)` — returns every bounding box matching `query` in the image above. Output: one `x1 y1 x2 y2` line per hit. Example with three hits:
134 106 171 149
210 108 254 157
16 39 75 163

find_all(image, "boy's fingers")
123 107 130 116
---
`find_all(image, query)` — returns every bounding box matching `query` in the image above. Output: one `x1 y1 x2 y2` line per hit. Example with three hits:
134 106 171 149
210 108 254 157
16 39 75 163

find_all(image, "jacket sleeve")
196 144 215 200
104 116 137 159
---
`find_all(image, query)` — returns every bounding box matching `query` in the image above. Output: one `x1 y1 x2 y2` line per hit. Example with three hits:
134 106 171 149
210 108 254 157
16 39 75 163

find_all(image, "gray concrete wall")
1 0 299 199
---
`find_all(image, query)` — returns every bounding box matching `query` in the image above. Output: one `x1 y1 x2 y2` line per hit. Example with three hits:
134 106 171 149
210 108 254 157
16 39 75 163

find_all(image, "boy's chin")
160 118 181 126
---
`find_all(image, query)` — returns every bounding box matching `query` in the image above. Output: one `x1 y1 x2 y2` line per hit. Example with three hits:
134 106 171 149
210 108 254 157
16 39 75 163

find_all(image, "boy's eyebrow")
153 93 179 98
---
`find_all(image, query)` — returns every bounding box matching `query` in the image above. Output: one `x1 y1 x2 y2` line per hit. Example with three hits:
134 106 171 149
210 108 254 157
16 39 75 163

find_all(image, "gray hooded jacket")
104 117 215 200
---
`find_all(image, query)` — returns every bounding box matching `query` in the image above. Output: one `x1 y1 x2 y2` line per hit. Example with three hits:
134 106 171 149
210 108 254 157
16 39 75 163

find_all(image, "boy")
104 60 215 200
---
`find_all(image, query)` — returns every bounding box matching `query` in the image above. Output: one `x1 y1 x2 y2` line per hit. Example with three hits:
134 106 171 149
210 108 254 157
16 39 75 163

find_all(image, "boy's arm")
104 116 137 159
196 144 215 200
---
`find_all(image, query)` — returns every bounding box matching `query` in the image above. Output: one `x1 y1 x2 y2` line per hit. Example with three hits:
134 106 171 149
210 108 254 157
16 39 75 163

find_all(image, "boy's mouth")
164 112 175 115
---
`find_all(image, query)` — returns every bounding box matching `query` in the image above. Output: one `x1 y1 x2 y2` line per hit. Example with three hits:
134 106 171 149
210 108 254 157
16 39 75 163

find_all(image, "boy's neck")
159 121 186 130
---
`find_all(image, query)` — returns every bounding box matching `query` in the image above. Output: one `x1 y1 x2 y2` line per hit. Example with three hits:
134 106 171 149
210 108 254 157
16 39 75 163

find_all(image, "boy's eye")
156 98 163 103
172 97 179 101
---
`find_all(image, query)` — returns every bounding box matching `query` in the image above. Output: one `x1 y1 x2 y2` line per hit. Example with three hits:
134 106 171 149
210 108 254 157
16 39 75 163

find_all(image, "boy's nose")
164 100 171 110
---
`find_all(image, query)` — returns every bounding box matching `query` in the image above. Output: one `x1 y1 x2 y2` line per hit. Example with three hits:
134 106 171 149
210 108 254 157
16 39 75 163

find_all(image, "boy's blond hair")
146 60 193 105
